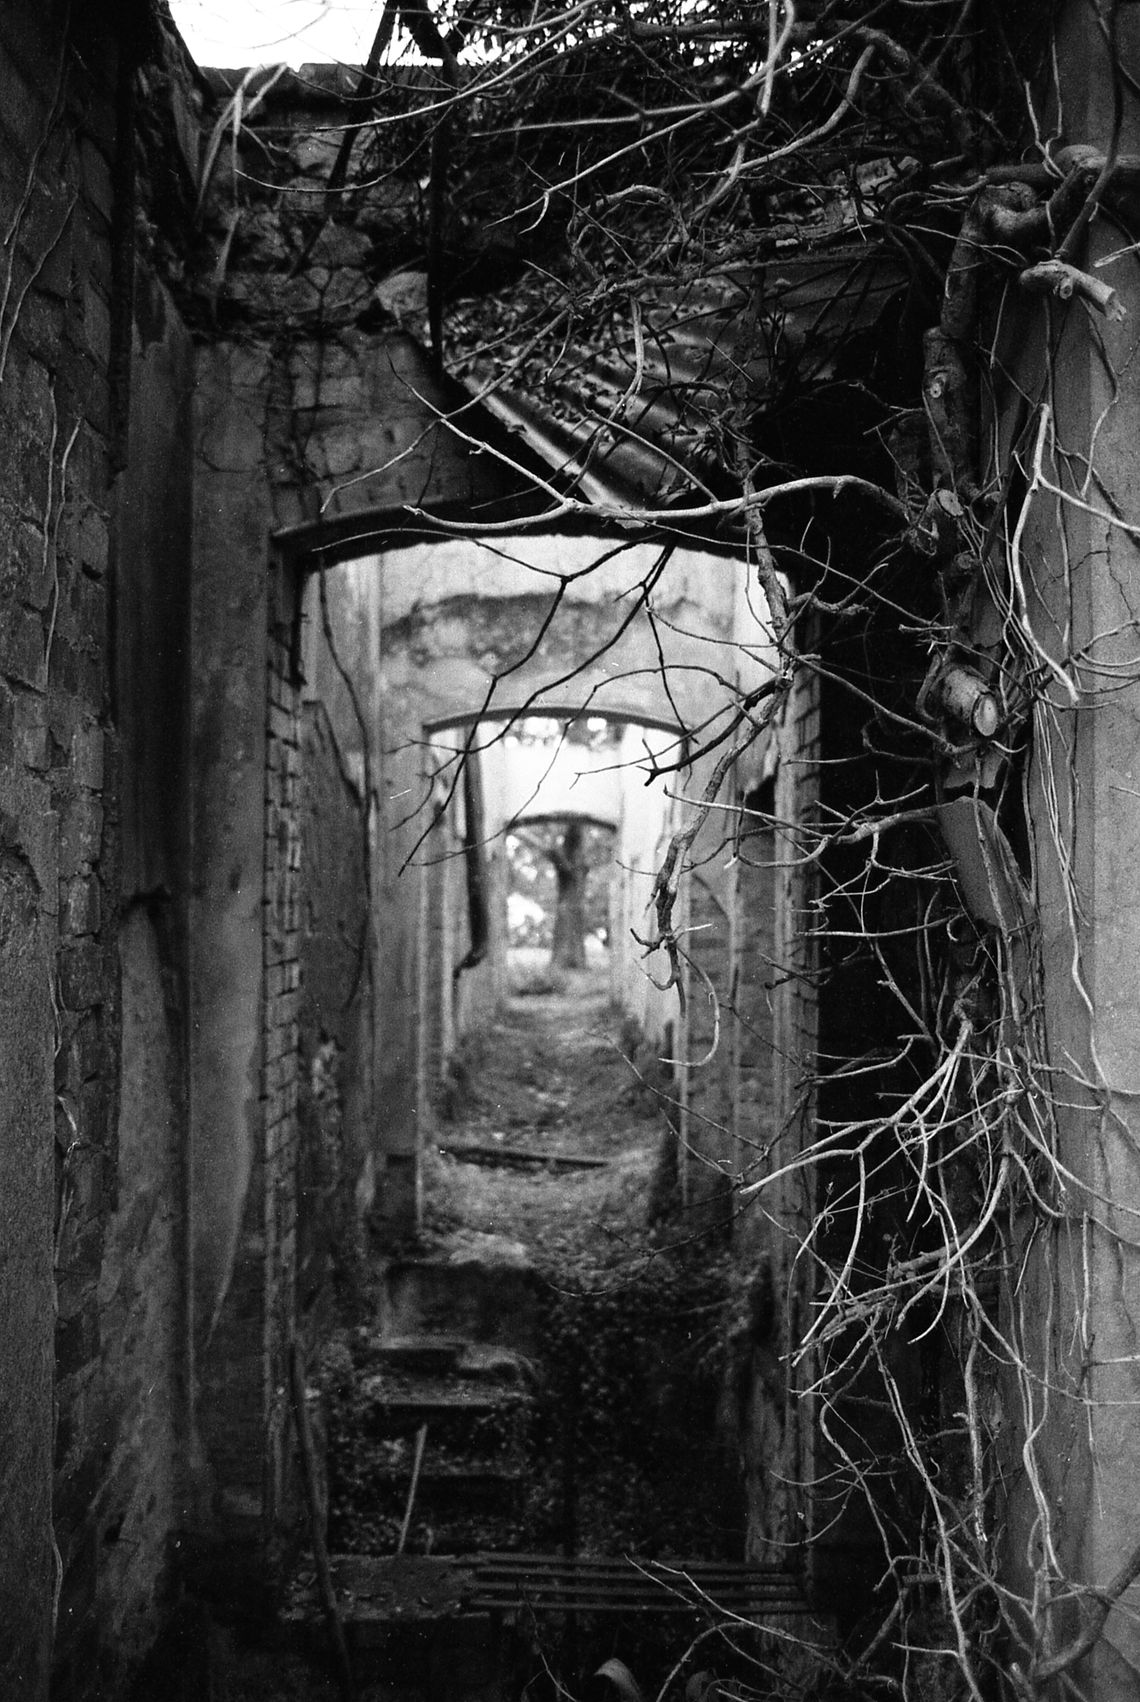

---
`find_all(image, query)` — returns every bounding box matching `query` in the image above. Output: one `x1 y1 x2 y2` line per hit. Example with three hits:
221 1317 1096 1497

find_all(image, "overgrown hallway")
425 958 667 1261
284 959 813 1701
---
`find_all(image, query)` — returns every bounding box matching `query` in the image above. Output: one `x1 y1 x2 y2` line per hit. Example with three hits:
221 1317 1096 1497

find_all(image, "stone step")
361 1371 526 1415
438 1141 610 1172
471 1553 818 1616
329 1432 527 1550
366 1335 534 1386
284 1559 502 1684
370 1334 470 1376
358 1373 529 1454
380 1241 537 1356
371 1455 526 1486
328 1494 524 1559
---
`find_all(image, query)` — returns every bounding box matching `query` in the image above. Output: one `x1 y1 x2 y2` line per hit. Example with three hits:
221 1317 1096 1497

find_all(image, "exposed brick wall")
0 10 142 1696
192 566 304 1553
262 567 304 1523
297 698 371 1311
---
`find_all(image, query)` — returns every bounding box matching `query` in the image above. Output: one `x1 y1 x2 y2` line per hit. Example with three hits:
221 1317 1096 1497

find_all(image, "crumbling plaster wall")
0 6 196 1697
90 263 193 1682
993 7 1140 1689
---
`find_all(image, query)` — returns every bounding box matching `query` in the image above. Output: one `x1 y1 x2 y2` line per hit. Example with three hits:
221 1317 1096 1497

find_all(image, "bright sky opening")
169 0 379 67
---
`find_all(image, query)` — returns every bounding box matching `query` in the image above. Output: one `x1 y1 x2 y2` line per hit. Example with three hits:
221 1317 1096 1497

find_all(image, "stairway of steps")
284 1246 542 1697
289 1206 834 1696
287 983 833 1690
327 1239 538 1560
345 1334 531 1555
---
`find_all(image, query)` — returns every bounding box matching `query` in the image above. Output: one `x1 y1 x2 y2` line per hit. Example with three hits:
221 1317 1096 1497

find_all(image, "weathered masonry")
6 4 1140 1699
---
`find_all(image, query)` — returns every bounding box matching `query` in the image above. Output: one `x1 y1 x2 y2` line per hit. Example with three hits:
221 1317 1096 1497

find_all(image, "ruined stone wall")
263 566 304 1520
298 699 372 1311
190 561 305 1557
88 277 193 1692
0 18 120 1683
679 797 780 1235
991 11 1140 1687
0 7 198 1697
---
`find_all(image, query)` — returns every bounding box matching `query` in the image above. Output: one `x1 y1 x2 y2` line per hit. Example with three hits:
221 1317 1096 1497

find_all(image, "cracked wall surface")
0 7 193 1695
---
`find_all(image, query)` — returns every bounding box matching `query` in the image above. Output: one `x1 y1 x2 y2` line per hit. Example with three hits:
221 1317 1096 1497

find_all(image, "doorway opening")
415 710 684 1149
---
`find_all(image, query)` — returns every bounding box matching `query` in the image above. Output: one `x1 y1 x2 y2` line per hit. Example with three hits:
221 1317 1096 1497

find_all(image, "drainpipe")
453 751 489 982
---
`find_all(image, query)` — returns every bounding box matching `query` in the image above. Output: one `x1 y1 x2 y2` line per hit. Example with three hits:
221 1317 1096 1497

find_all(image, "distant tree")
547 819 589 970
509 818 612 968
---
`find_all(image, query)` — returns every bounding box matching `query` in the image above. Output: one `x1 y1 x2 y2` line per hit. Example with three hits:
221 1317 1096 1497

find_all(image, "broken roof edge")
267 329 748 568
199 61 458 105
452 369 749 529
